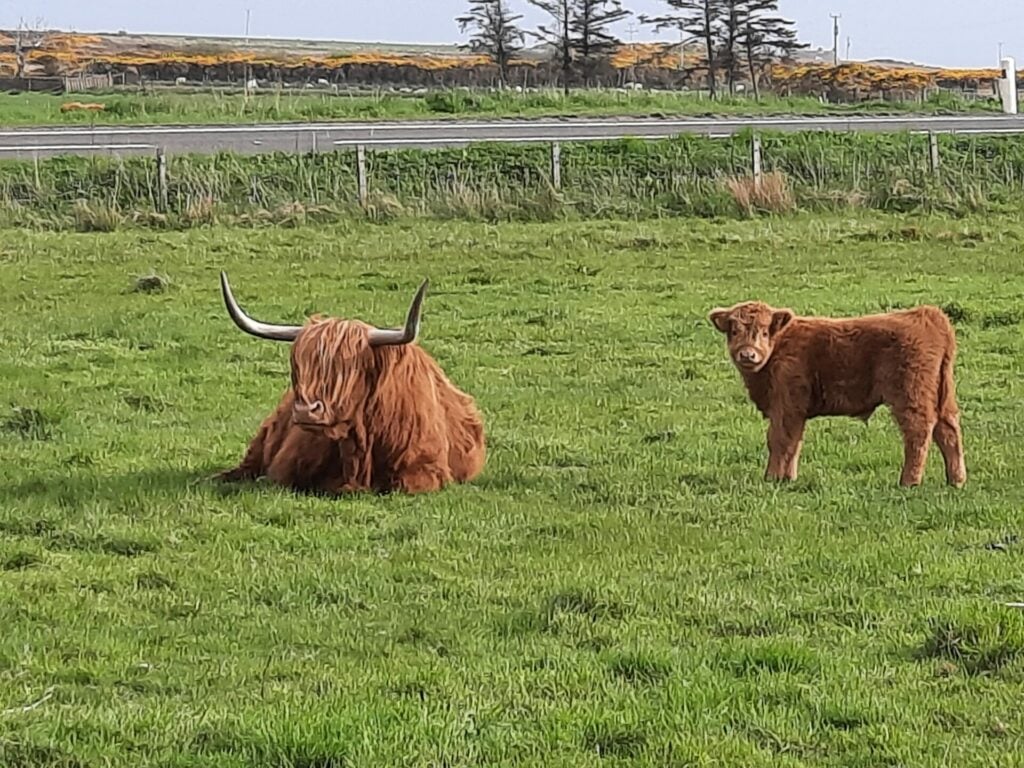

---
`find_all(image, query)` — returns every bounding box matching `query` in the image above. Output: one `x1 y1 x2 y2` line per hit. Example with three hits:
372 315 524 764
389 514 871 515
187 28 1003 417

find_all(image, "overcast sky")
3 0 1019 68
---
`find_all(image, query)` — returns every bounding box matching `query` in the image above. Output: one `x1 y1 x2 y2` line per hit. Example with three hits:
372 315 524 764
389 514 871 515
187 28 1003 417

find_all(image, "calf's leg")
894 407 935 488
765 417 806 482
933 412 966 488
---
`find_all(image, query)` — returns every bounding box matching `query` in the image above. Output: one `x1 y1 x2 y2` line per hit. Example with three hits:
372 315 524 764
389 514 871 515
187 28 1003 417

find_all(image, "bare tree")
14 16 47 79
457 0 525 88
572 0 631 83
640 0 724 98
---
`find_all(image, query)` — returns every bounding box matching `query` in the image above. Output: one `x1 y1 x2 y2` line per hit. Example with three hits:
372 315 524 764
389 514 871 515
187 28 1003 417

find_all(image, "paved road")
2 114 1024 159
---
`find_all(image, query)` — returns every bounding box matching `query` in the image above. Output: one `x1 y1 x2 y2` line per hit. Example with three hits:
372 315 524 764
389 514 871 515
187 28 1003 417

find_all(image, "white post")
356 144 368 204
551 142 561 190
998 56 1017 115
752 134 763 187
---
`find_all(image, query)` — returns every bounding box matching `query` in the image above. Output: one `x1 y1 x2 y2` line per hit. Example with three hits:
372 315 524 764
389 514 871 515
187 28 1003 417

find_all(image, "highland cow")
217 272 486 495
708 301 966 488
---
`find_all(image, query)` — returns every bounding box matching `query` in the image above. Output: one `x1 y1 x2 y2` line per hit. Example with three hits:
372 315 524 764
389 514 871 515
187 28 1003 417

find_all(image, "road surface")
1 114 1024 159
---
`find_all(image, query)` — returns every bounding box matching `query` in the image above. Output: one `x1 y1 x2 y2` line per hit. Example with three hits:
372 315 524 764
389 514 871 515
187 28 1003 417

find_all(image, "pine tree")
572 0 631 83
530 0 632 93
736 0 806 98
457 0 526 88
719 0 745 94
529 0 575 95
640 0 725 98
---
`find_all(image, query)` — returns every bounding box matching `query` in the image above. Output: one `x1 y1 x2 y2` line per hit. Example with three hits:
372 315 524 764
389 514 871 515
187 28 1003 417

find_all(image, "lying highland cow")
708 301 966 488
217 272 486 495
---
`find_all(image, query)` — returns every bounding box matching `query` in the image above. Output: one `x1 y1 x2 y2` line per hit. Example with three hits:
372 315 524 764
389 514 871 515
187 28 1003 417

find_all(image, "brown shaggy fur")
220 318 486 495
709 301 966 488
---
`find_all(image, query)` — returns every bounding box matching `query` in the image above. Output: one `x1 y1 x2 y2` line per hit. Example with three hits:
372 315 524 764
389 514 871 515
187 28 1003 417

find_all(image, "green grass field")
2 213 1024 766
0 88 998 127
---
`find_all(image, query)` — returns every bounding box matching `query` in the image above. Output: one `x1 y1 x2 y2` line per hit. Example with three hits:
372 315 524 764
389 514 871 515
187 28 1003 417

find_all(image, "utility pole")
243 8 252 97
830 13 841 66
846 36 852 61
626 21 638 81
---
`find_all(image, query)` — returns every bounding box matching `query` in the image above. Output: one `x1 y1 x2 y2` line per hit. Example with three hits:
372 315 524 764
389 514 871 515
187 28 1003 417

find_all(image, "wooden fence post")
156 148 168 212
752 134 763 187
356 144 368 204
929 131 940 175
551 142 562 190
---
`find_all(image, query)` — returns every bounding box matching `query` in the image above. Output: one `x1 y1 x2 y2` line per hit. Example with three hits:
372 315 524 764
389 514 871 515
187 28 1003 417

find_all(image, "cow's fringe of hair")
292 318 376 410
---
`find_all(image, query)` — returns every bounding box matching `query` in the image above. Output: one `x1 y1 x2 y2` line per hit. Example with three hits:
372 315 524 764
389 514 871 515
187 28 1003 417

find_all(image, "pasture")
1 213 1024 766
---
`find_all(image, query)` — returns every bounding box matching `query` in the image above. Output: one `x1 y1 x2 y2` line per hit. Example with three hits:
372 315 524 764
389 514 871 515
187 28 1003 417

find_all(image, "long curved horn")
220 271 304 342
367 279 429 347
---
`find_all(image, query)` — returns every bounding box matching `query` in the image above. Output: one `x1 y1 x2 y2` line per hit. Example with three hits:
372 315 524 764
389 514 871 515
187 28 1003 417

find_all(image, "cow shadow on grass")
0 465 267 507
0 464 407 511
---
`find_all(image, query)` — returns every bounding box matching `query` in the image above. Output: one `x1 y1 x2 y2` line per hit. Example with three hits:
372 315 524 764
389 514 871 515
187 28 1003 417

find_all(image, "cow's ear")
771 308 795 335
708 308 732 334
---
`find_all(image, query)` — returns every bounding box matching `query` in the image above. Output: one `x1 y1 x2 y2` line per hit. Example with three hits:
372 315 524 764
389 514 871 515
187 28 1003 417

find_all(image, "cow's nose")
294 400 325 419
738 349 759 363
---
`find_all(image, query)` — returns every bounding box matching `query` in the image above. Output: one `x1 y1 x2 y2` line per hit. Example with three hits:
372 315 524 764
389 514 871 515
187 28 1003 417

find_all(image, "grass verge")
0 88 999 127
2 131 1024 229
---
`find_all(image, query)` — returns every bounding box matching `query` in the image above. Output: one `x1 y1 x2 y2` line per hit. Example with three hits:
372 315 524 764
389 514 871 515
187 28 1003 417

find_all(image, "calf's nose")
737 349 759 363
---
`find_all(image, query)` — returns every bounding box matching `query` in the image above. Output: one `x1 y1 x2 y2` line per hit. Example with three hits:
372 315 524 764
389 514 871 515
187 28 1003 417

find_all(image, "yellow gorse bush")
0 33 1005 90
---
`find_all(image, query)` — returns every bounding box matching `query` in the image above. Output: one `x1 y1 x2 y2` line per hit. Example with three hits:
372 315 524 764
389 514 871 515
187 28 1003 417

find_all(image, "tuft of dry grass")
360 191 406 223
71 200 124 232
180 195 218 227
430 181 512 223
724 171 796 217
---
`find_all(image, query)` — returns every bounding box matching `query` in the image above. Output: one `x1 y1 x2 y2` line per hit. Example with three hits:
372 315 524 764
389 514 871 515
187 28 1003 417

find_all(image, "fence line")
63 73 115 93
126 130 1001 208
317 131 984 202
5 127 1023 218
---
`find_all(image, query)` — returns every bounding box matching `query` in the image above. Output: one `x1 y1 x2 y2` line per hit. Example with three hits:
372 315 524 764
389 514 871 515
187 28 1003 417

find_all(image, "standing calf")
708 301 966 488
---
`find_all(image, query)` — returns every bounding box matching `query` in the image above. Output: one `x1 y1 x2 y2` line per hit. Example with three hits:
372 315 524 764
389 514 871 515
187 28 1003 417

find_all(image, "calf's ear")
708 308 732 334
771 308 795 334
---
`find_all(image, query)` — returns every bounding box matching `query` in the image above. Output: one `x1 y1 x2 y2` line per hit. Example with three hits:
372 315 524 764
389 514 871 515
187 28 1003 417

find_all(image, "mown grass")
2 213 1024 766
0 88 999 127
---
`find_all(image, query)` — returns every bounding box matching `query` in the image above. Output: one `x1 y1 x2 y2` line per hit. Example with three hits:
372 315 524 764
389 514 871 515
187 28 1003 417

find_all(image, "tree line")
457 0 806 96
